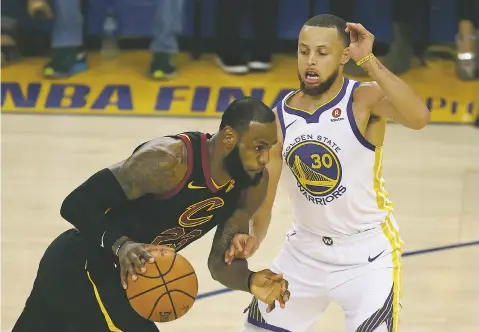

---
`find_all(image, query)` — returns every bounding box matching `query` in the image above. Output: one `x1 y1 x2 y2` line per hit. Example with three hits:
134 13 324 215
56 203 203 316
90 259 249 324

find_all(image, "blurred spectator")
1 18 20 66
35 0 184 79
456 0 478 80
38 0 87 78
1 0 24 66
215 0 279 75
334 0 427 77
149 0 184 79
28 0 54 19
325 0 358 75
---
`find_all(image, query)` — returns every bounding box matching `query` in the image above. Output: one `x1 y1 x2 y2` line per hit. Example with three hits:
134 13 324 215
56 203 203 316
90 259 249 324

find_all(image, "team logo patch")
178 197 224 227
285 141 342 197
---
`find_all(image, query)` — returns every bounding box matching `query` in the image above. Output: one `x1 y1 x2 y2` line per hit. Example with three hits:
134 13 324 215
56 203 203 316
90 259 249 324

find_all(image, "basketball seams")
147 291 170 320
155 255 178 320
168 289 197 300
163 252 177 275
129 283 164 302
127 252 198 322
127 271 196 300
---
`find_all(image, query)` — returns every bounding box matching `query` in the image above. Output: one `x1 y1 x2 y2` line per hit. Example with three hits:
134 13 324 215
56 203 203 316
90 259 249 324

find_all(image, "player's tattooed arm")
60 138 187 256
109 138 188 199
207 170 270 292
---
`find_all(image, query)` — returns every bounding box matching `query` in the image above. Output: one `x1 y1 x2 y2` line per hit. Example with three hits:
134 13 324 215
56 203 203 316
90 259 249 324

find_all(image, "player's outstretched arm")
249 140 283 244
346 23 430 130
207 171 290 311
60 138 185 256
225 108 284 263
207 170 269 291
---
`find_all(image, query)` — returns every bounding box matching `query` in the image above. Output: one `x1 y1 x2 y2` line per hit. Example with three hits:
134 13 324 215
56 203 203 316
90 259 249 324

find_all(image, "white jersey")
276 77 394 236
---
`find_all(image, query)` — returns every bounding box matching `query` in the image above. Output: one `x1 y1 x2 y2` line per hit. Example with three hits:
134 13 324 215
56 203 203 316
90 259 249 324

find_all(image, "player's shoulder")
130 136 188 170
353 80 385 106
355 80 382 94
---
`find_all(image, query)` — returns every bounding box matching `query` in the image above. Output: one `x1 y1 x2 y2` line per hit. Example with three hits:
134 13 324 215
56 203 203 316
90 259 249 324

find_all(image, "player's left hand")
117 241 175 289
224 233 259 265
345 22 374 63
250 269 290 313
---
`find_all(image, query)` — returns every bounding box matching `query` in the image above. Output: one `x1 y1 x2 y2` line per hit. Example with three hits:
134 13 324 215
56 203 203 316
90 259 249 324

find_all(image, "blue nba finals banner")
1 53 477 123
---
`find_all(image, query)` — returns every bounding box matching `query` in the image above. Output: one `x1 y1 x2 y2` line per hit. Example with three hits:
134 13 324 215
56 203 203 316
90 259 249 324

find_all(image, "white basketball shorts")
242 216 404 332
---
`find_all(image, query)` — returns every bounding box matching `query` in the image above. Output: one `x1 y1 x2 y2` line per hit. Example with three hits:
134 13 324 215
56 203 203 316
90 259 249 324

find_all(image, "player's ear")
221 126 238 149
341 47 350 65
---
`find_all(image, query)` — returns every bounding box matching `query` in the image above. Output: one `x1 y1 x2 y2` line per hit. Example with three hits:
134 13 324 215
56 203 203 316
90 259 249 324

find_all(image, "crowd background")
2 0 478 81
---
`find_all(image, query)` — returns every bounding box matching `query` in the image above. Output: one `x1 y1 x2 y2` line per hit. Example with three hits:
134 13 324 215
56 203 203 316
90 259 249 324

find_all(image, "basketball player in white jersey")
226 14 430 332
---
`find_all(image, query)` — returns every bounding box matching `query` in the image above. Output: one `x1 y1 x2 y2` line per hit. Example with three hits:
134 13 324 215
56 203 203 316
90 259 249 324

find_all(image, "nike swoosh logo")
285 119 297 131
100 231 106 248
188 181 206 190
368 250 385 262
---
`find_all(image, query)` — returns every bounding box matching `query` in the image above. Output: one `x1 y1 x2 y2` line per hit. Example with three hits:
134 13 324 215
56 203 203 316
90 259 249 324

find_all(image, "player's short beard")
298 68 340 96
223 145 263 188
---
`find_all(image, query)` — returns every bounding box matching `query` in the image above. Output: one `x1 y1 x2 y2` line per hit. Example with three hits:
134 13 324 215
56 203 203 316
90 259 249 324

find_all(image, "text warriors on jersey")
283 133 346 205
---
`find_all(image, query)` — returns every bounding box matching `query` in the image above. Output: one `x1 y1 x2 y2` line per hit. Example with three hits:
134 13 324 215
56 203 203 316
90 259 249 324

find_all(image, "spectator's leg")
150 0 184 79
328 0 368 77
215 0 248 74
1 16 20 66
329 0 355 23
248 0 279 72
380 0 423 75
1 0 26 65
44 0 87 78
457 0 479 28
456 0 478 80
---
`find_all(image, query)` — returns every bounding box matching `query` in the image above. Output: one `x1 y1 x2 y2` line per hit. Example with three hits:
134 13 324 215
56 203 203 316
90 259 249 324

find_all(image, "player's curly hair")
304 14 349 47
220 97 275 133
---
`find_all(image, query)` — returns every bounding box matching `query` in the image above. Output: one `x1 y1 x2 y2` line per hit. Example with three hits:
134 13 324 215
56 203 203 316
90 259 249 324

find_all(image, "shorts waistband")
293 217 398 246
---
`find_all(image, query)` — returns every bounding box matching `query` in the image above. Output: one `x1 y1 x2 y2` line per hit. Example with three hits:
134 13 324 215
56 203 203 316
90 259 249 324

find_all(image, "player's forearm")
60 168 128 254
208 210 255 292
362 55 430 129
250 211 272 244
208 254 254 292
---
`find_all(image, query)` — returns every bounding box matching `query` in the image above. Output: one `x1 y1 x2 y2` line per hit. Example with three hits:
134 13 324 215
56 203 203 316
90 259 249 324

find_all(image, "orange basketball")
125 251 198 323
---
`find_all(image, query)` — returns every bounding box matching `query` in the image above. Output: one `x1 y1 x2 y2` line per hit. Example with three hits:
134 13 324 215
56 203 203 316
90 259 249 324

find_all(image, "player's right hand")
249 269 290 313
225 233 259 264
117 242 175 289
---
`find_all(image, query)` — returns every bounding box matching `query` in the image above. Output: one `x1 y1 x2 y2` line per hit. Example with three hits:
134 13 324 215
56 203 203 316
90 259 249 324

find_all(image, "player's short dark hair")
220 97 275 133
304 14 349 47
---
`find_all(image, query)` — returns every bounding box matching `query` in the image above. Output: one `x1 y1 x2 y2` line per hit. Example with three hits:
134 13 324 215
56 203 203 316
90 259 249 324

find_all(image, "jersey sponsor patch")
330 107 345 122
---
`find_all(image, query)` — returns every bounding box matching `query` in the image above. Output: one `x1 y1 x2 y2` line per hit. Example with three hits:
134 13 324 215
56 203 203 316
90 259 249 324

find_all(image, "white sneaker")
215 56 249 74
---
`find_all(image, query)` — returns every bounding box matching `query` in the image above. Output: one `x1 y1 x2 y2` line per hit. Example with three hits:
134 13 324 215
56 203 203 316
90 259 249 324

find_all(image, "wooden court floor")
1 114 478 332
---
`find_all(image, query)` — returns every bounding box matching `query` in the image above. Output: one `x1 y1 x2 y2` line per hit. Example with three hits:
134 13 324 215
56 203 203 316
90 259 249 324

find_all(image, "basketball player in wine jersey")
229 14 430 332
12 97 290 332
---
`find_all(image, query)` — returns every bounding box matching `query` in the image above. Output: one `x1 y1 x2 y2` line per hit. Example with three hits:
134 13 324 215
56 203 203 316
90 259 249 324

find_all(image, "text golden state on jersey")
283 133 346 206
